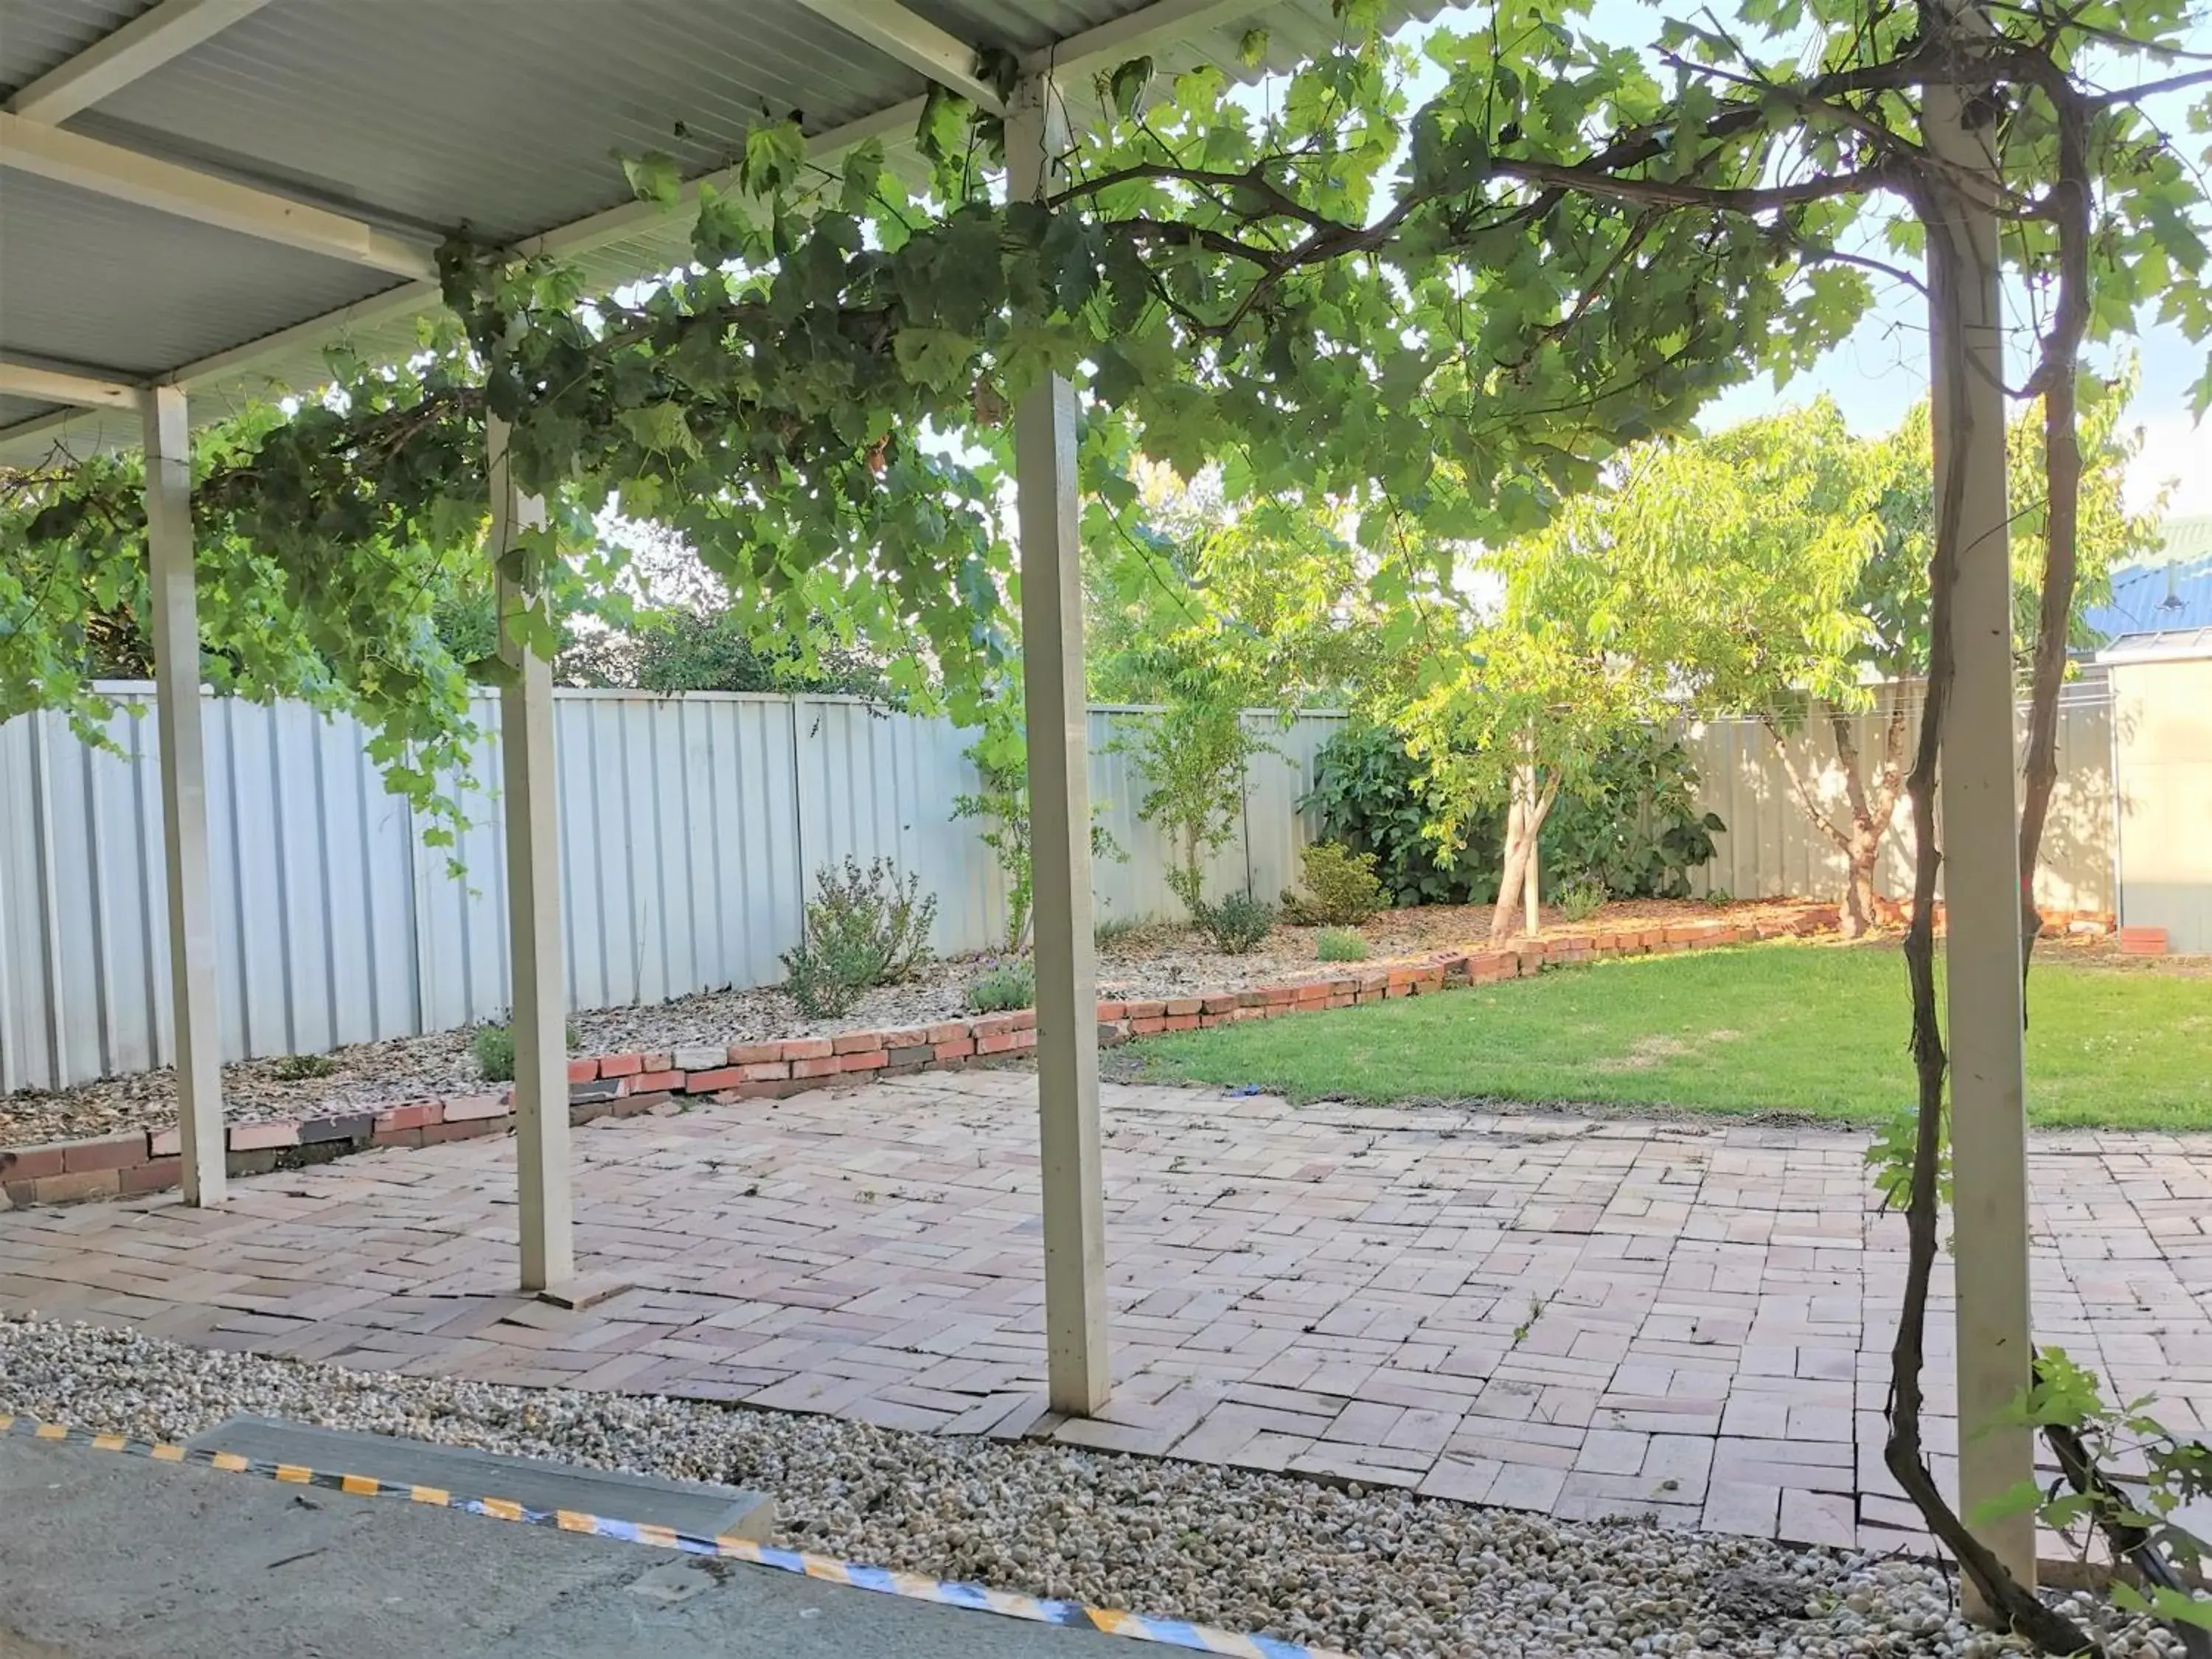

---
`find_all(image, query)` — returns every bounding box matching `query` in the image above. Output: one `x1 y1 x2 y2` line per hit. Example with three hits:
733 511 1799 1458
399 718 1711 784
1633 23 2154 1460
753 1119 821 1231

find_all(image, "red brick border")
1 900 2112 1211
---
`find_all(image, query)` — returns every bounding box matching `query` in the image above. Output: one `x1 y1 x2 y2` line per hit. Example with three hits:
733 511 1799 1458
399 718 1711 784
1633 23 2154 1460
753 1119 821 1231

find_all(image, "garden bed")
0 897 1821 1152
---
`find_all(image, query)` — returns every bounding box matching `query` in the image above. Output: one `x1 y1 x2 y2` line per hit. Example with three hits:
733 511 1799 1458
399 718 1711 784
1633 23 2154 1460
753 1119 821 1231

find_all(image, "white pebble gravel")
0 1315 2175 1659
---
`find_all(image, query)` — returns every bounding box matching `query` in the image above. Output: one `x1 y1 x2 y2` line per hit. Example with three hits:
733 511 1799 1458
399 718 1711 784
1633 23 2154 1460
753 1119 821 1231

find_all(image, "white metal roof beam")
7 0 274 122
792 0 1005 114
0 358 141 409
0 112 437 279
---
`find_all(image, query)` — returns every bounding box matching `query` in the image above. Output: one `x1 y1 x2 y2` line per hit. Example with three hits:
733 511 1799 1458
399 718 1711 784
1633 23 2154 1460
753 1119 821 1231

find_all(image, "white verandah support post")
143 383 225 1206
488 414 575 1295
1926 32 2037 1597
1007 72 1110 1416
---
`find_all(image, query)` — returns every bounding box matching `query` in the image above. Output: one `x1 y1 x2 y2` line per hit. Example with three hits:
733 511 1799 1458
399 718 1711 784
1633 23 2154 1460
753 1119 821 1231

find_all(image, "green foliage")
782 856 939 1018
1192 889 1276 954
1310 722 1717 905
1314 926 1369 963
1554 880 1607 924
1307 723 1497 907
966 960 1037 1015
1980 1348 2212 1630
271 1051 335 1082
471 1017 579 1082
1123 700 1267 920
473 1022 515 1082
1283 841 1387 926
1541 731 1724 901
591 605 899 698
954 690 1124 951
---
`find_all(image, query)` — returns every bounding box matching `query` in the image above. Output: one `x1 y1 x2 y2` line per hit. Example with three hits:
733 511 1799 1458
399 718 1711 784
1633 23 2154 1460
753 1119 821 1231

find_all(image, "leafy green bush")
782 856 939 1018
1306 723 1499 906
966 961 1036 1014
1555 878 1607 923
1315 926 1368 962
1122 700 1268 922
1542 729 1725 900
1309 722 1722 907
474 1023 515 1081
1283 841 1386 925
472 1018 579 1082
1193 890 1276 953
272 1051 335 1082
953 694 1126 952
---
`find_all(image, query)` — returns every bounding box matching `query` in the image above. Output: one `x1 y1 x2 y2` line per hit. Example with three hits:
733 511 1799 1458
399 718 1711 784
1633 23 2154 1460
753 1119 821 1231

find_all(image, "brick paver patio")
2 1070 2206 1555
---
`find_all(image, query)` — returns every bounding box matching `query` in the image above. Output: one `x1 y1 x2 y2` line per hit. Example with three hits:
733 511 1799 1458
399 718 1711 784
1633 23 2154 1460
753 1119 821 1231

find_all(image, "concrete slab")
0 1436 1124 1659
186 1416 773 1541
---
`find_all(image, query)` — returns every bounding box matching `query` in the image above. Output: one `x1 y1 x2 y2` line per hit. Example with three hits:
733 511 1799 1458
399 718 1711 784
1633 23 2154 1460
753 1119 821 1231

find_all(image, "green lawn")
1133 941 2212 1130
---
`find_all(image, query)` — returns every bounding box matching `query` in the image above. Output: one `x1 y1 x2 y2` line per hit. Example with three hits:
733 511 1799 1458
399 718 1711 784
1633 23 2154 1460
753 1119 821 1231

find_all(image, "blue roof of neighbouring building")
2087 516 2212 649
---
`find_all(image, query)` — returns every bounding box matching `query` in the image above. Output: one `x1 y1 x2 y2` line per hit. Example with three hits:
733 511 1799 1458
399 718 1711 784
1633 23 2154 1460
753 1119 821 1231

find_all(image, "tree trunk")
1836 695 1912 938
1490 791 1530 942
1843 835 1879 939
1489 770 1559 943
2017 96 2091 987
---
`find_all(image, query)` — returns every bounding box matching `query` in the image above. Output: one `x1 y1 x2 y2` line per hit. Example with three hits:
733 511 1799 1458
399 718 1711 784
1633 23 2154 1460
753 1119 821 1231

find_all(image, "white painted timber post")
1007 73 1110 1416
1925 16 2036 1599
142 383 226 1206
489 414 575 1295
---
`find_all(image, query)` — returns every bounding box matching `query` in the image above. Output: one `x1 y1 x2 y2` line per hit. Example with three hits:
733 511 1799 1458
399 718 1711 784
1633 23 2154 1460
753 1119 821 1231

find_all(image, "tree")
1398 548 1669 942
1121 694 1269 918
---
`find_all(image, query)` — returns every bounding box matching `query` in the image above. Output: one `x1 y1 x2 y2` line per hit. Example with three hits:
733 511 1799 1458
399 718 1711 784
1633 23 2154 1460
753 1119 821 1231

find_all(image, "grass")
1134 940 2212 1131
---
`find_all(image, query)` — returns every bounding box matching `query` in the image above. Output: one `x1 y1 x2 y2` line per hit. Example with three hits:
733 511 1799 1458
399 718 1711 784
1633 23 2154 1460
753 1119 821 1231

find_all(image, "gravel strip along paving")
1 900 1817 1149
0 1317 2168 1659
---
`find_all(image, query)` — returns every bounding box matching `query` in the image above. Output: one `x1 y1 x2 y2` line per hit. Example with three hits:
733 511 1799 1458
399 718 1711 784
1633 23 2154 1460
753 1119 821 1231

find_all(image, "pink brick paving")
1 1067 2205 1559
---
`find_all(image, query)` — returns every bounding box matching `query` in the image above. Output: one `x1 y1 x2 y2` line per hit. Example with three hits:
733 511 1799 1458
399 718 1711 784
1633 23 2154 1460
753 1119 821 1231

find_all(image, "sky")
1387 0 2212 519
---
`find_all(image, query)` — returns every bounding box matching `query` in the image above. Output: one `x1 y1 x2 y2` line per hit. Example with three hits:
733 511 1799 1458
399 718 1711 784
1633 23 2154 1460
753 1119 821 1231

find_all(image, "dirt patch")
1593 1034 1695 1072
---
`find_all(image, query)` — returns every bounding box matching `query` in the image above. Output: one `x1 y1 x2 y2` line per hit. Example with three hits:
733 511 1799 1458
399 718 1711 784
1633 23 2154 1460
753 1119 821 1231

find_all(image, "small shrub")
1556 878 1607 923
1095 911 1144 948
1283 841 1387 926
271 1051 335 1082
782 933 877 1018
1705 887 1735 907
471 1018 578 1082
473 1023 515 1082
1194 890 1276 954
1315 926 1368 963
967 961 1036 1014
782 856 939 1017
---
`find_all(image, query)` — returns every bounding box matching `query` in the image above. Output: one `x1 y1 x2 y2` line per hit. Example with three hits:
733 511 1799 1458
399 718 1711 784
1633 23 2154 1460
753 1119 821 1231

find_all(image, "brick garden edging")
0 900 2108 1211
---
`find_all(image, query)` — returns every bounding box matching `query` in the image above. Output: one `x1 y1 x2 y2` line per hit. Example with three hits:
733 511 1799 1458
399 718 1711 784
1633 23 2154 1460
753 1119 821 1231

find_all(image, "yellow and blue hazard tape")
1 1413 1344 1659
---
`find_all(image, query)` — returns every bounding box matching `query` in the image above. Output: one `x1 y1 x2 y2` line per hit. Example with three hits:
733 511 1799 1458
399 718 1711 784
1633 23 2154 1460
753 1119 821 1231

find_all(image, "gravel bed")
0 1315 2168 1659
2 899 1809 1149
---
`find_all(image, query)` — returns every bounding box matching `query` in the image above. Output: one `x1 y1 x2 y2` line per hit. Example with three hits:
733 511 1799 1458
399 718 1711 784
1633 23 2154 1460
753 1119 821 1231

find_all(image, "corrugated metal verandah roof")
0 0 1448 463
